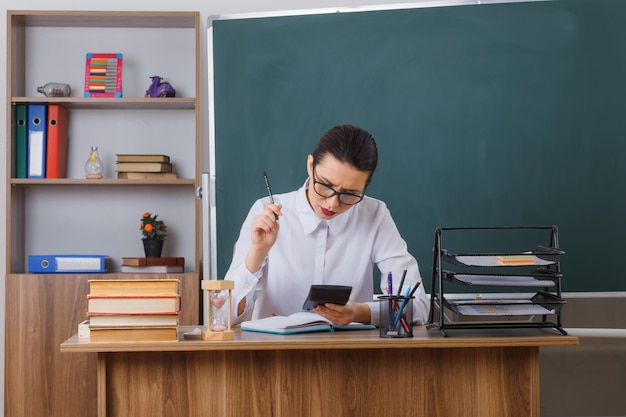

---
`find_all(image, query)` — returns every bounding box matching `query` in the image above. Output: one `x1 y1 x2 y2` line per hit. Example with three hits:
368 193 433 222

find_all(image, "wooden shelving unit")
4 10 202 417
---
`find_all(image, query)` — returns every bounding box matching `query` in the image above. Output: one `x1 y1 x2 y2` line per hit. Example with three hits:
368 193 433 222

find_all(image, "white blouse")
224 181 430 326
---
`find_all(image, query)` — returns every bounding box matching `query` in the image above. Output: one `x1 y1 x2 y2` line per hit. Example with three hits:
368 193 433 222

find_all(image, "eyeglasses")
312 167 366 205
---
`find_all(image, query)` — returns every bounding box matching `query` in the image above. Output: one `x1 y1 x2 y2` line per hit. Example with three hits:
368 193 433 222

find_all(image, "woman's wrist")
352 302 372 324
245 248 267 274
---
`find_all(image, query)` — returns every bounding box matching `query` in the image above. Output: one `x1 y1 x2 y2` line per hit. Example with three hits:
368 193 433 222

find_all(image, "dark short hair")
312 124 378 184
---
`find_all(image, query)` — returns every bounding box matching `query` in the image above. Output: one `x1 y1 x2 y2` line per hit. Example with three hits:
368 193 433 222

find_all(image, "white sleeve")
370 204 430 325
221 199 267 325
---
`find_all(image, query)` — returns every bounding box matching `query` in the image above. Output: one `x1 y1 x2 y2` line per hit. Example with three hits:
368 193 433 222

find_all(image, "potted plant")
140 212 167 257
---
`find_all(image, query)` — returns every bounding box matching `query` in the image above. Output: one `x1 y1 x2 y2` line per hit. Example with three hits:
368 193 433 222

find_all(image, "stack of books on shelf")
86 279 181 342
121 256 185 273
115 154 177 179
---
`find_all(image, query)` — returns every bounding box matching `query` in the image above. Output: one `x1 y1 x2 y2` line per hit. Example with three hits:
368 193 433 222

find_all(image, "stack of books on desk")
86 279 181 342
121 256 185 273
115 154 177 179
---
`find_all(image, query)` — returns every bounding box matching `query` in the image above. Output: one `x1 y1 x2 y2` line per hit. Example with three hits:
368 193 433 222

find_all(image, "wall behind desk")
540 295 626 416
211 0 626 291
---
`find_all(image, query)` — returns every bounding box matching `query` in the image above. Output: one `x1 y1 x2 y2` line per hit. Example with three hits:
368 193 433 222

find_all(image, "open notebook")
241 311 375 335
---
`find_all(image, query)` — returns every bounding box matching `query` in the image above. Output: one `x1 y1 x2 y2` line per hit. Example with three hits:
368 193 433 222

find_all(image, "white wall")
0 0 439 413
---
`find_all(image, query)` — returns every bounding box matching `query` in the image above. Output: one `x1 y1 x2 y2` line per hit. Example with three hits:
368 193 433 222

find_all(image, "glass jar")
84 146 104 179
37 82 71 97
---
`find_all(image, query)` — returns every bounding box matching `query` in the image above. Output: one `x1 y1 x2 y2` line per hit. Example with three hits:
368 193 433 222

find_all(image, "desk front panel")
103 345 537 417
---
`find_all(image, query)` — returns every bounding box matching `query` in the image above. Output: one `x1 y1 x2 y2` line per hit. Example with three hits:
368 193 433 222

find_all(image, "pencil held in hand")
263 171 279 220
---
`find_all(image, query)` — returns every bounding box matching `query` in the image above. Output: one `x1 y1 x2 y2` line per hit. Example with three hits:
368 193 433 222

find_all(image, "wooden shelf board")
9 10 198 28
12 97 196 110
10 178 198 186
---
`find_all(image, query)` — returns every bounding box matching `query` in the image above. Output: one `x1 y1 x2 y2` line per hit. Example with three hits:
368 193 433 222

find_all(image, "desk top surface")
60 325 578 353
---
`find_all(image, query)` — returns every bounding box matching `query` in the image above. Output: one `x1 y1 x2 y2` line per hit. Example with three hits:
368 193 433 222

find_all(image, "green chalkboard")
210 0 626 292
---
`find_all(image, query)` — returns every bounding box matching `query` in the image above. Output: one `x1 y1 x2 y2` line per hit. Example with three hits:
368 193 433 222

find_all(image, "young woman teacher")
224 124 429 326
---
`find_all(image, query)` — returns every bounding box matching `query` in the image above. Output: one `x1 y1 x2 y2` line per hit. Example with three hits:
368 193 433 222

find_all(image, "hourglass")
201 280 235 341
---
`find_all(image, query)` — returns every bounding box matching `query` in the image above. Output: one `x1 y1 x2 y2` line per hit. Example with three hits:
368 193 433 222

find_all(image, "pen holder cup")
378 295 414 338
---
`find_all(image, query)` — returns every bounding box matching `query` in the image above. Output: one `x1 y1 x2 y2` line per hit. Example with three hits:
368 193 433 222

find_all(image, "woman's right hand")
245 203 282 272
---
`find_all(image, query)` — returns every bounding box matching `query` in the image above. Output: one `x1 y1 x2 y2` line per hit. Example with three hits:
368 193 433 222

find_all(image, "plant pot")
143 238 164 258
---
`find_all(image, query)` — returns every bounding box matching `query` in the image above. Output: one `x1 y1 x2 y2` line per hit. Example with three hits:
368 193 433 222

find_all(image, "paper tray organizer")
445 292 566 317
442 268 562 287
427 226 567 337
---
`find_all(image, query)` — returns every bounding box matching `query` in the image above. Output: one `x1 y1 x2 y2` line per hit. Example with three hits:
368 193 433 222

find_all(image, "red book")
122 257 185 267
45 104 69 178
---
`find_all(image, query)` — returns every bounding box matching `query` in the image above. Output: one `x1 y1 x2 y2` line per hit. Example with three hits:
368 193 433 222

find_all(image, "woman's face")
306 154 369 220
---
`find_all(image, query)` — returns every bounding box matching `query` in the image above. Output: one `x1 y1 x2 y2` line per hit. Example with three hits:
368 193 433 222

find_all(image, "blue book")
27 103 47 178
28 255 110 273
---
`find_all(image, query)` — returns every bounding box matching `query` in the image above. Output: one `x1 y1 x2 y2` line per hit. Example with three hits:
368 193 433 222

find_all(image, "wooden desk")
61 326 578 417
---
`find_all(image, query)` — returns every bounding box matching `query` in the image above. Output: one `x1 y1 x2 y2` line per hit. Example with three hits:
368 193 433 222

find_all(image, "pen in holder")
378 294 414 338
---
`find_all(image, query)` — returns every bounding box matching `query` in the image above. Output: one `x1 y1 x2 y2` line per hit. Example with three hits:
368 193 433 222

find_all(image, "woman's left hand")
314 301 370 326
